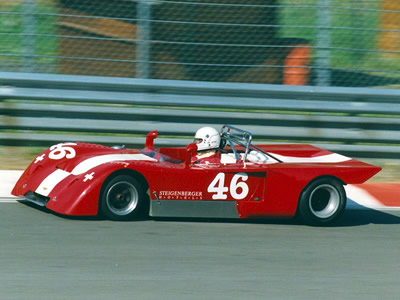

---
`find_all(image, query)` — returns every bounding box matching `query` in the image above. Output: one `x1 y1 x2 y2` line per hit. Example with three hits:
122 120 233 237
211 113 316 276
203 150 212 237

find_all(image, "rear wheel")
298 178 346 226
100 175 147 221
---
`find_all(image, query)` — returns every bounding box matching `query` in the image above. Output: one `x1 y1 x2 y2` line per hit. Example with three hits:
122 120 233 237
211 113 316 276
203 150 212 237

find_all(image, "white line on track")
0 198 22 203
0 170 23 198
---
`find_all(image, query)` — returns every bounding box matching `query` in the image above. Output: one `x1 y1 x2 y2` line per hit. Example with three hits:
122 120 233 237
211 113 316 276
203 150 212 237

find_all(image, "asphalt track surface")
1 200 400 300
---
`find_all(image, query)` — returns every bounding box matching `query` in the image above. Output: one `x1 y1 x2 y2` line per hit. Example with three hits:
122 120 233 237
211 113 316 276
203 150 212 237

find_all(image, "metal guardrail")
1 72 400 158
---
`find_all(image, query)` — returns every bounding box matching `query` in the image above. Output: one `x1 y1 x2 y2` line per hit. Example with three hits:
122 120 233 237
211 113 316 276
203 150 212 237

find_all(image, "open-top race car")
12 125 381 225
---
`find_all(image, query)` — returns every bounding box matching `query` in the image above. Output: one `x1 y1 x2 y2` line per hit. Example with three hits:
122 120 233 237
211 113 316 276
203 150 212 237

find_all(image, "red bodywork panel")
12 139 381 219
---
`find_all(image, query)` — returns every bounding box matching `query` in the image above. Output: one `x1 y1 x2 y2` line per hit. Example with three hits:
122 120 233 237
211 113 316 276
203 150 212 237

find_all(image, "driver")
192 127 221 165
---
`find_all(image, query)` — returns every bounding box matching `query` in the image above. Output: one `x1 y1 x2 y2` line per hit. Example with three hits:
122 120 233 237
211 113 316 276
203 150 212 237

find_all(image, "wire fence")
0 0 399 87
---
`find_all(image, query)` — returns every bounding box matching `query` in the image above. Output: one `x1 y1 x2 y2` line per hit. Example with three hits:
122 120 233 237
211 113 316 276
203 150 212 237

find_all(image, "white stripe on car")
35 154 156 196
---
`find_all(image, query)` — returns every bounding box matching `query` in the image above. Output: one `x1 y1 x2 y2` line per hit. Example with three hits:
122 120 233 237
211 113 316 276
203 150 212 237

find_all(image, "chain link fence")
0 0 399 87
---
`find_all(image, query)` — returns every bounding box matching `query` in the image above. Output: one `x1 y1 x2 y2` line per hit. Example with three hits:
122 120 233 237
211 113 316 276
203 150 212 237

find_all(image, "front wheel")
298 178 346 226
100 175 147 221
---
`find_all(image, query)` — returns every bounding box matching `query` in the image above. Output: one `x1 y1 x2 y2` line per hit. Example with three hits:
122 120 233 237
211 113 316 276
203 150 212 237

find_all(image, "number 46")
208 172 249 200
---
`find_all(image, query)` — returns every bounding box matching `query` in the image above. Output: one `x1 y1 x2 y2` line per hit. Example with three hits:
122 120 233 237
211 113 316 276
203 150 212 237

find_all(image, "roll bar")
221 125 283 166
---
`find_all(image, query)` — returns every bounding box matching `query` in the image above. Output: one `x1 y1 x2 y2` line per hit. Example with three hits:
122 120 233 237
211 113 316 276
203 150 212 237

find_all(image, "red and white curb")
346 183 400 212
1 170 399 212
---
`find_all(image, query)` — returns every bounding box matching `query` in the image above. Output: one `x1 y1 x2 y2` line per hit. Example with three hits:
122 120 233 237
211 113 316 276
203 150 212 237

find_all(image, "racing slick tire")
100 175 147 221
298 177 346 226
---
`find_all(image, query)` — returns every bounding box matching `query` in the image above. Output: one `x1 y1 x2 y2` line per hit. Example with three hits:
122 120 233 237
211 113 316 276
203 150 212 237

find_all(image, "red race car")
12 125 381 225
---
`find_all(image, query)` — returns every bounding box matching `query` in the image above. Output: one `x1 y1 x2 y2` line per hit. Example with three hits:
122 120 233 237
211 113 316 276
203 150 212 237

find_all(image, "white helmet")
194 127 221 151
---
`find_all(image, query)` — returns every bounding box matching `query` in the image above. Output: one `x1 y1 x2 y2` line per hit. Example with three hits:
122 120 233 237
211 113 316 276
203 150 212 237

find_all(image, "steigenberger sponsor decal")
159 190 203 200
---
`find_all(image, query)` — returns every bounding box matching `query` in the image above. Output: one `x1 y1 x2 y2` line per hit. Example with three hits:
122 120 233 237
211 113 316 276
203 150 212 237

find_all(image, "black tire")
100 175 147 221
298 177 346 226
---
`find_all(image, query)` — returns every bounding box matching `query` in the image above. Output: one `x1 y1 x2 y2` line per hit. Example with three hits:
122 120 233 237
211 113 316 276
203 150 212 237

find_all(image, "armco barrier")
1 72 400 158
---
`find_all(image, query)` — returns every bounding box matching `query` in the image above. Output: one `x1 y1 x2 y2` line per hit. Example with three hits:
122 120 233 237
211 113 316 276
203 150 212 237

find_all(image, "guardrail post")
136 0 152 79
316 0 332 86
22 0 36 73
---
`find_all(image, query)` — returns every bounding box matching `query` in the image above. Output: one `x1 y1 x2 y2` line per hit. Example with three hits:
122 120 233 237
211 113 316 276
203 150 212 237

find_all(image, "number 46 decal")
208 172 249 200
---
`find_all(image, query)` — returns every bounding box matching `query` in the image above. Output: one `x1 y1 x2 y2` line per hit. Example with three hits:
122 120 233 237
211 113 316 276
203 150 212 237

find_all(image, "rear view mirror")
185 143 197 168
145 130 158 150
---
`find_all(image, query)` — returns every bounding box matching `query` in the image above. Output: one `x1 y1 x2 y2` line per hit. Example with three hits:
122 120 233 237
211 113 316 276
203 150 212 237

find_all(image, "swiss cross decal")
34 154 46 164
83 172 95 182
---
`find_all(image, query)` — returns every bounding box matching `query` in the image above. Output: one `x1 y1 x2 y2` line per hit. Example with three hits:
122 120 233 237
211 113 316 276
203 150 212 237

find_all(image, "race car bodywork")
12 125 381 225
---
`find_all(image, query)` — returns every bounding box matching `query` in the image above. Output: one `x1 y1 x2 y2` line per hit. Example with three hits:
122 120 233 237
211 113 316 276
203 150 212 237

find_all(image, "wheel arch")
301 175 346 193
101 169 149 193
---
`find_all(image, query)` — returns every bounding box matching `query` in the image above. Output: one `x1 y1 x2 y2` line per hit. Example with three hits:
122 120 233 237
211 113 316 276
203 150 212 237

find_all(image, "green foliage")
278 0 400 80
0 2 57 67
